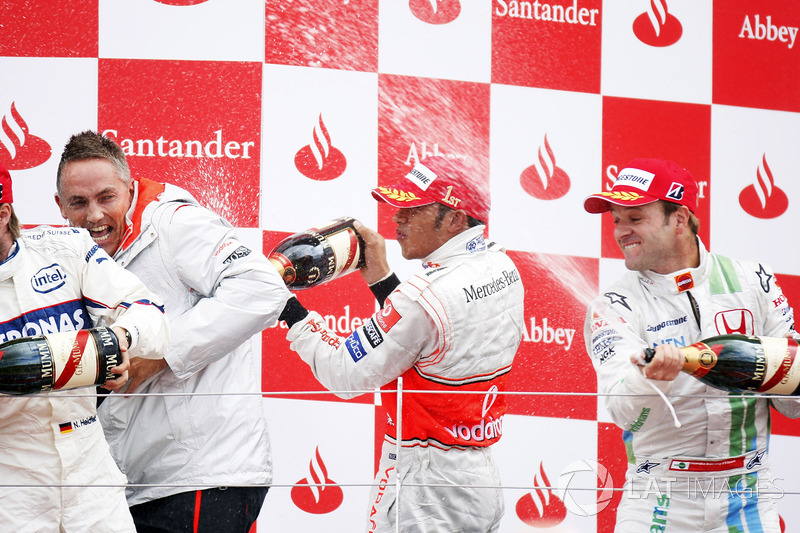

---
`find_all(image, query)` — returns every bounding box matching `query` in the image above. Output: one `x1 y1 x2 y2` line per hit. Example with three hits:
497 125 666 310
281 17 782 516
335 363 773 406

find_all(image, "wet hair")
56 131 130 194
661 200 699 235
434 203 484 230
4 204 20 241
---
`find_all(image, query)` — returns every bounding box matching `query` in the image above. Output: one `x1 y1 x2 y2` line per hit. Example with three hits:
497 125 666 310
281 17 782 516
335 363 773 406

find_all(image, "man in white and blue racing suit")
0 162 169 532
584 158 799 532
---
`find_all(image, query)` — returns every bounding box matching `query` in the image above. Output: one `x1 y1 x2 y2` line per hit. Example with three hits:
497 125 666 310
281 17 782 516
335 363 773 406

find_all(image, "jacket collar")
421 225 488 269
116 177 166 256
638 237 710 295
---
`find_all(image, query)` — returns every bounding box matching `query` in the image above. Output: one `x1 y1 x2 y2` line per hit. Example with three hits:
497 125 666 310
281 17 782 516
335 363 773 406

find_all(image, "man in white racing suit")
279 156 525 532
55 131 292 532
583 158 799 532
0 162 169 532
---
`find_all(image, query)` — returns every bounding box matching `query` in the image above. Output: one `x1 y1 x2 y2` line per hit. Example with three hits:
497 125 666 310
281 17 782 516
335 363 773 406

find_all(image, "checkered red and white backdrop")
2 1 799 531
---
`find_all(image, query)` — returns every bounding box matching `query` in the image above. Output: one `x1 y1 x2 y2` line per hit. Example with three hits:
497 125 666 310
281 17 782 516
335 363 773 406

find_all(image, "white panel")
378 0 492 83
601 0 713 104
261 63 378 233
490 84 602 258
98 0 264 61
0 57 98 226
710 104 800 276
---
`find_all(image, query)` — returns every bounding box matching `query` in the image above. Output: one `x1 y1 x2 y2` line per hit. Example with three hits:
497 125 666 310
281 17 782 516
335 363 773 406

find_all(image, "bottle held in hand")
644 334 800 395
0 327 122 395
268 217 366 290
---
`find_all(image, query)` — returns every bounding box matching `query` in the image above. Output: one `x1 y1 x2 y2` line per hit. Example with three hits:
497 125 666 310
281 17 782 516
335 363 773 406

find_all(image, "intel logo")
31 264 67 294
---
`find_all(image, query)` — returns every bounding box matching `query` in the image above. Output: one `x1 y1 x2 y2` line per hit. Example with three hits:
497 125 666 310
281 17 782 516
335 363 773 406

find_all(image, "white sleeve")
287 291 437 399
160 204 292 379
78 231 170 359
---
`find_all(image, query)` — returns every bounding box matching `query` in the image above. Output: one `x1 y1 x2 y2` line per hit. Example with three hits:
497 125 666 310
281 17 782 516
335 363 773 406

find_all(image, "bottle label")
322 226 361 280
45 329 105 391
756 337 800 395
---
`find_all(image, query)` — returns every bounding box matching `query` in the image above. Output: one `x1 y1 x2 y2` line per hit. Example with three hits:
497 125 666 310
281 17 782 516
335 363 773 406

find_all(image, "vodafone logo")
739 154 788 219
519 134 570 200
409 0 461 25
632 0 682 47
294 114 347 181
290 446 343 514
0 102 52 169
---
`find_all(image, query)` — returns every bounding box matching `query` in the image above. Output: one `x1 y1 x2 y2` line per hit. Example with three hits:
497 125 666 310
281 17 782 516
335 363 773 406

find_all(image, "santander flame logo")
738 154 789 219
409 0 461 25
291 446 344 514
0 102 52 169
294 113 347 181
515 462 567 527
520 135 571 200
633 0 683 47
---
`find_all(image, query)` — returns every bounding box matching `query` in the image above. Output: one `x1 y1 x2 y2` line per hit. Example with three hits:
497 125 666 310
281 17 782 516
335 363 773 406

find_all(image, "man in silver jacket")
55 131 292 532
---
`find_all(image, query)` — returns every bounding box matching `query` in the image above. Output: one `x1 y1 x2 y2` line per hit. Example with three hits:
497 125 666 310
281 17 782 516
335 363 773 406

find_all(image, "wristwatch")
125 330 133 347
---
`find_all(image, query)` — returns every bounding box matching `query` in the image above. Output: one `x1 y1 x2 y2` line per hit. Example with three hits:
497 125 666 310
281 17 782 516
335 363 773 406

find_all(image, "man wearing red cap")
0 162 169 532
279 155 525 532
583 158 798 532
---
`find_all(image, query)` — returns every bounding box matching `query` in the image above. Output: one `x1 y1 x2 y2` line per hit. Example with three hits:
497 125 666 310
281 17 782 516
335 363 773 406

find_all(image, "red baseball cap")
584 158 698 214
0 163 12 204
371 156 490 222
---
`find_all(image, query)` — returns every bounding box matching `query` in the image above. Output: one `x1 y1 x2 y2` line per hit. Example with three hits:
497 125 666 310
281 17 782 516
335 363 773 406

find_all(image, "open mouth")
88 225 113 243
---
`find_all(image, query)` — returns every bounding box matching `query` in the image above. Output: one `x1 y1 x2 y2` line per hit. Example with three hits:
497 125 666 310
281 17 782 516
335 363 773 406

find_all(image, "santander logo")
520 134 571 200
294 113 347 181
290 446 344 514
0 102 52 169
409 0 461 25
632 0 682 47
515 462 567 527
738 154 789 219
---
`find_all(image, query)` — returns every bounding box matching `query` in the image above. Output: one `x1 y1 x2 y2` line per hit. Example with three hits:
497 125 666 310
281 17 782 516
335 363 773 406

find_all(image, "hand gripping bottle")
268 217 366 290
0 327 122 395
644 334 800 395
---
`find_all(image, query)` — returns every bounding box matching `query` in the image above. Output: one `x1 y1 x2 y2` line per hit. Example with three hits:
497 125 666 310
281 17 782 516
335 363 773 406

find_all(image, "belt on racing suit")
633 448 769 478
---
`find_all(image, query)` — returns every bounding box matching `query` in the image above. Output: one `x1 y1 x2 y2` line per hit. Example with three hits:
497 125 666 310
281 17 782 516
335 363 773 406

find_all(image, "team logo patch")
31 264 67 294
666 182 685 201
223 245 252 264
375 301 402 332
604 292 631 311
674 272 694 292
345 331 367 363
362 319 384 349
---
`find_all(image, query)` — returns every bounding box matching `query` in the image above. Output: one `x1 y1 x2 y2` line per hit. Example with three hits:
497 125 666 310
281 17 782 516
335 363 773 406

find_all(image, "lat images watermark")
554 460 786 518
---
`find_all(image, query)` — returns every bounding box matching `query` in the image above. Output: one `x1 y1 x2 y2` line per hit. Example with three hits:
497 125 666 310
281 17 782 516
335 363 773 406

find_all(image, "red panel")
596 422 628 533
265 0 379 72
713 1 800 113
492 0 602 93
601 97 712 258
506 251 599 420
98 59 262 227
377 74 491 237
0 0 97 57
261 229 377 406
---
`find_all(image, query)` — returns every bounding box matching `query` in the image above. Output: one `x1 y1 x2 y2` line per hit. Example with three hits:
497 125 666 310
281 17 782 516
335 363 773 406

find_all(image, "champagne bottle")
268 217 366 290
644 334 800 395
0 327 122 395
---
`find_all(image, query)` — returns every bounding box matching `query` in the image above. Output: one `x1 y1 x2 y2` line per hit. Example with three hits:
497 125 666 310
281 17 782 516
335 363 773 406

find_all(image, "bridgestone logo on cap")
614 168 655 192
406 163 437 191
666 182 685 201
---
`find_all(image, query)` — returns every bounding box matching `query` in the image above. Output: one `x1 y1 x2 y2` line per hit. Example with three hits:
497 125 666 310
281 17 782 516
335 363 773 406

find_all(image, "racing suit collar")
0 239 21 281
421 225 487 268
115 178 167 257
639 237 710 296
